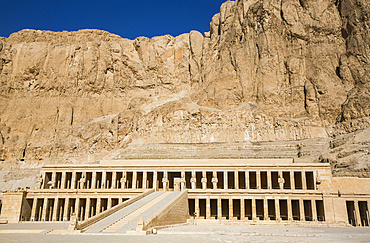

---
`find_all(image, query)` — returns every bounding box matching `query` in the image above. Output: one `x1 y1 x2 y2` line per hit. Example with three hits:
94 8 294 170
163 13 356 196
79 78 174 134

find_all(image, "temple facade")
0 158 369 230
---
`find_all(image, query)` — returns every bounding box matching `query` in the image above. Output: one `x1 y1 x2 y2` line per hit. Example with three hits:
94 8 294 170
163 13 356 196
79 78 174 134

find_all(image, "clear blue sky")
0 0 227 39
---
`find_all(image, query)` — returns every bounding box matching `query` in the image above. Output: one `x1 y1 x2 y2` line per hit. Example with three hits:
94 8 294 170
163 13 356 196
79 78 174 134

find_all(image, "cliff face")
0 0 369 189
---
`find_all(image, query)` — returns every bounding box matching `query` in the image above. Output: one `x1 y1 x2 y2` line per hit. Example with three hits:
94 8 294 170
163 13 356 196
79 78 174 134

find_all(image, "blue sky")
0 0 227 39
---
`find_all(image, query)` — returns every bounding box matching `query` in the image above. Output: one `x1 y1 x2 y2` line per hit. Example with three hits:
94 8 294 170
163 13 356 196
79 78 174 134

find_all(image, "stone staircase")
84 191 185 234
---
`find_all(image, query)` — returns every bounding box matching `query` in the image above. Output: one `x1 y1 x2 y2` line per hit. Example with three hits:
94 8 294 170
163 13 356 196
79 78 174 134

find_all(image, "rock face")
0 0 369 190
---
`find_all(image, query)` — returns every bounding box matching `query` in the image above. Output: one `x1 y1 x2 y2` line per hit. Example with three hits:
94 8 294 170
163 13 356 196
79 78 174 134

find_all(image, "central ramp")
84 191 186 234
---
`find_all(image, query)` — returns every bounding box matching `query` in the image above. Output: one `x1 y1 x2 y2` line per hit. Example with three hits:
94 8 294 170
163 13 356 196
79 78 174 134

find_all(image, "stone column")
52 198 59 221
235 171 239 189
290 171 295 190
267 171 272 189
229 198 233 220
217 198 222 219
85 198 90 220
41 198 48 221
191 171 196 189
91 171 97 189
51 172 57 189
299 199 305 221
275 199 281 221
112 172 117 189
287 199 293 220
252 199 257 220
143 171 147 189
101 171 107 189
241 198 245 220
30 198 38 221
278 171 284 190
206 198 211 219
195 198 199 218
132 171 137 189
71 172 76 190
212 176 218 190
107 197 112 209
302 171 307 190
162 177 168 192
63 198 69 221
355 201 362 226
61 172 66 189
224 171 228 189
153 171 158 191
75 198 80 221
256 170 261 189
264 198 269 220
245 171 249 189
180 171 186 191
312 199 317 221
164 171 168 191
201 171 207 190
96 198 101 214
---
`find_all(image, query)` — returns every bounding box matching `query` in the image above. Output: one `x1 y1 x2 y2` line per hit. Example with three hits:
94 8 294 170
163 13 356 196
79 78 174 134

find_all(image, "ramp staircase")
83 190 186 234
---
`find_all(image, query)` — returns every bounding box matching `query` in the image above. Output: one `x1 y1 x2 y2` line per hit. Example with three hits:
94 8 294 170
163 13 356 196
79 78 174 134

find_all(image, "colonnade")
189 197 326 222
39 169 317 191
23 196 128 222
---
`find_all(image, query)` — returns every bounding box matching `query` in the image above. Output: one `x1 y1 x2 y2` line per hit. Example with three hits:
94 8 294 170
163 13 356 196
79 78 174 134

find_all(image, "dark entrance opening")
89 199 97 217
217 172 224 189
238 171 246 189
196 172 202 189
245 199 252 220
228 172 235 189
305 172 315 190
188 199 195 217
304 200 312 221
199 199 206 218
261 172 268 189
316 200 325 221
106 172 112 189
206 172 213 189
210 199 217 219
294 172 302 189
185 172 192 189
249 172 257 189
292 200 300 220
359 201 369 226
35 198 44 221
346 201 357 226
21 198 33 221
268 199 276 220
256 199 264 220
65 172 72 189
222 199 229 219
147 172 154 189
283 172 291 189
279 200 288 220
157 172 163 189
233 199 241 220
56 198 65 221
96 172 102 189
271 172 279 189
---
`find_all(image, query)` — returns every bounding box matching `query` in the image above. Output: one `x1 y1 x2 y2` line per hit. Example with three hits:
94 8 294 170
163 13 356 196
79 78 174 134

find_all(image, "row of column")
39 170 316 191
26 197 128 222
189 197 325 222
346 200 370 227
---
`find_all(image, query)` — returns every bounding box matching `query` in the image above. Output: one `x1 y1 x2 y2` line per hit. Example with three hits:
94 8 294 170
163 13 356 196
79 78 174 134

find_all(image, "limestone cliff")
0 0 369 190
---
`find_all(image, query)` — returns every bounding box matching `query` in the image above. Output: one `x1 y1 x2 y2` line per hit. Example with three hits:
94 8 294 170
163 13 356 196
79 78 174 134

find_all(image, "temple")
0 157 369 233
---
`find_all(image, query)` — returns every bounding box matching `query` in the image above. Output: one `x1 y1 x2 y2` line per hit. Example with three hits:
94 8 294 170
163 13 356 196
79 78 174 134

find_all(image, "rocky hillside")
0 0 369 190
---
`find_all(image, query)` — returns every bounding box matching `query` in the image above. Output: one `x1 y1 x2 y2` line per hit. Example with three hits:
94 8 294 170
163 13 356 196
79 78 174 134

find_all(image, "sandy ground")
0 222 369 242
